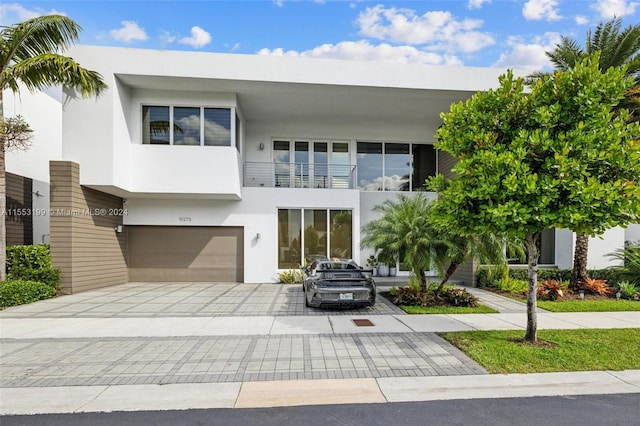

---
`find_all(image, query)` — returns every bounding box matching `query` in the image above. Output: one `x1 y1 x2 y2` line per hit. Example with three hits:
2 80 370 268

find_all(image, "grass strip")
440 328 640 374
536 299 640 312
400 304 498 314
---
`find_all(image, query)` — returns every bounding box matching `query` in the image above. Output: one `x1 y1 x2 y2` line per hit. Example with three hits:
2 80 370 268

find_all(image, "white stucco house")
4 45 638 292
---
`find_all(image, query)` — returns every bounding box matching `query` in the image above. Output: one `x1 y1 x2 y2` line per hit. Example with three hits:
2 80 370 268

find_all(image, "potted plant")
366 255 378 276
389 256 398 277
377 250 392 277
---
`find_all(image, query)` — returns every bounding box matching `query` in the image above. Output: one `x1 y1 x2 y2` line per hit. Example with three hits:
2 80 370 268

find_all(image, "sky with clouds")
1 1 639 72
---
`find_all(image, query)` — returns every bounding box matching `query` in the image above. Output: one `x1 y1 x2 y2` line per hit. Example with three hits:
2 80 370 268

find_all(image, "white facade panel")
123 187 360 282
129 145 241 198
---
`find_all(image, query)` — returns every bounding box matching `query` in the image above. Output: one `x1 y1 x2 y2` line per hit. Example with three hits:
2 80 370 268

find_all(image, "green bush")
6 245 60 289
391 285 478 307
0 279 56 308
278 269 303 284
493 277 528 294
616 281 639 300
477 266 617 288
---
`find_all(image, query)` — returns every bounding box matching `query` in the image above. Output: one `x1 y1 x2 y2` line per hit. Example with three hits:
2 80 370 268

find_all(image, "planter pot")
370 267 378 277
389 266 397 277
377 264 389 277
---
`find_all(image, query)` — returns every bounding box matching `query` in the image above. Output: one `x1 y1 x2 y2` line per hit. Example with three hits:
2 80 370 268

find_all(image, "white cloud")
179 26 212 48
522 0 562 21
159 30 177 45
492 32 562 71
590 0 639 18
109 21 148 42
0 3 65 23
258 40 463 65
355 5 494 53
575 15 589 25
468 0 492 9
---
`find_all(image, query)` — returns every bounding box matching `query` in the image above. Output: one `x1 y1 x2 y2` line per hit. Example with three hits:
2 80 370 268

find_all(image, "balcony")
244 162 356 189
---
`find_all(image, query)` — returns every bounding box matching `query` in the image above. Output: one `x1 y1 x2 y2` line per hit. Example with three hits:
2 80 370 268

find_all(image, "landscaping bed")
380 287 497 314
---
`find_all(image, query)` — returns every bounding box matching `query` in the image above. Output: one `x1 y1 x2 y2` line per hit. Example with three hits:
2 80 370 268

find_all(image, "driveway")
0 282 405 318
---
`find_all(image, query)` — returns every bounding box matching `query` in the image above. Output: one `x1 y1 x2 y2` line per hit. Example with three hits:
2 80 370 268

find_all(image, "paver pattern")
0 333 485 387
0 282 405 318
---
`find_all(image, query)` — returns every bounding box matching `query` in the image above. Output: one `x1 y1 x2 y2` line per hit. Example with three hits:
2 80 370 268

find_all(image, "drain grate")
352 319 374 327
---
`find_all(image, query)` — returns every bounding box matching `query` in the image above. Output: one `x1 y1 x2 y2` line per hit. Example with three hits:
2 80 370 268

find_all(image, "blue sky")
1 1 639 71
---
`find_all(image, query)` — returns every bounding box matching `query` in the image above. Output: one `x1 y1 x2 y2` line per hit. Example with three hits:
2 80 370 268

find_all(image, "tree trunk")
524 231 541 342
0 91 6 281
571 234 589 290
417 268 427 292
436 259 462 293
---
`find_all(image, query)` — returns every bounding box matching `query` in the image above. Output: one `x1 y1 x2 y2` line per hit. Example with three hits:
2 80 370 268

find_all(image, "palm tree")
361 194 447 292
531 18 640 289
1 15 107 279
361 194 516 292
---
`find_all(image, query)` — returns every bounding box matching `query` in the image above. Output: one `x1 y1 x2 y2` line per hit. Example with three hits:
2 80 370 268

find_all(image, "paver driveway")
0 282 405 318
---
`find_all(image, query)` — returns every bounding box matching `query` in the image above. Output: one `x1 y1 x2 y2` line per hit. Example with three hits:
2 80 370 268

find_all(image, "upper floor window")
142 105 232 146
356 142 436 191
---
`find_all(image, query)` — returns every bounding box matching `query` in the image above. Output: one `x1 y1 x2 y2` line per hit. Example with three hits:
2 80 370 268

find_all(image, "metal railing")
244 162 356 189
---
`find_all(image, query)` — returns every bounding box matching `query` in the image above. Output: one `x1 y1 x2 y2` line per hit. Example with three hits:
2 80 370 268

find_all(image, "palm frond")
1 53 106 96
1 15 80 70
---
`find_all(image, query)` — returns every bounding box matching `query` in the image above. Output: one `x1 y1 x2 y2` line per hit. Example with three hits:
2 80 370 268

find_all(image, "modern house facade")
4 45 637 293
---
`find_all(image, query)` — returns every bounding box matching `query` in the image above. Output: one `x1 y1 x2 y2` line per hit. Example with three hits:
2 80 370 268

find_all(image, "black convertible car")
302 259 376 309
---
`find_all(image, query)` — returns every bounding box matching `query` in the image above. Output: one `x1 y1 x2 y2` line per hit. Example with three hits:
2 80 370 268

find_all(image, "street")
2 393 638 426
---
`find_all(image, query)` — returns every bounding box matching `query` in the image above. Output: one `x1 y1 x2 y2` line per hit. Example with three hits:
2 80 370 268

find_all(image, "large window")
357 142 436 191
278 208 353 268
142 105 232 146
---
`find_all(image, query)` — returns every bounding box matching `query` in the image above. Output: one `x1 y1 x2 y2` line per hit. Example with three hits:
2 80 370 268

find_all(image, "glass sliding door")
384 143 410 191
294 141 309 188
330 210 352 259
303 209 328 262
278 209 302 268
273 140 291 187
356 142 383 190
312 142 328 188
411 144 436 191
331 142 350 189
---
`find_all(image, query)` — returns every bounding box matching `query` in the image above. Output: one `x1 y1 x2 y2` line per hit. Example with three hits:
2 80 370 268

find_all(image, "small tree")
431 54 640 341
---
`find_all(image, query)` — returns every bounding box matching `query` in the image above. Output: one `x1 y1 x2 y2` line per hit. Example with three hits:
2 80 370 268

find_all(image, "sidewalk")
1 283 639 416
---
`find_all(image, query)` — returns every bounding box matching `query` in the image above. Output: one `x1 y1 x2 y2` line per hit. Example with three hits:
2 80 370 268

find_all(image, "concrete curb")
2 370 639 415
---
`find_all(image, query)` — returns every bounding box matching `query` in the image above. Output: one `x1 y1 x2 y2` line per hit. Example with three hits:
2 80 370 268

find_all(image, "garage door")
128 226 244 282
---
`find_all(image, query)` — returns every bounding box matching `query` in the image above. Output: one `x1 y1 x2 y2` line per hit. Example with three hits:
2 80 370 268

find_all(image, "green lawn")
537 299 640 312
400 304 498 314
440 328 640 374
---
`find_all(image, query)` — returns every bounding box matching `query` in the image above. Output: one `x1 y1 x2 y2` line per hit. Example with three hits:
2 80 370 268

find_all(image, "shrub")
616 281 639 300
477 266 572 288
537 279 568 301
278 269 303 284
0 279 56 308
6 245 60 289
493 277 528 294
439 287 478 307
607 242 640 286
582 278 610 296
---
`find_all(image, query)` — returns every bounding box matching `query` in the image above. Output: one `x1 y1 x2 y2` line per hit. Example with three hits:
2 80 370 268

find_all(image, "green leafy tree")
431 54 640 341
531 18 640 288
1 15 107 279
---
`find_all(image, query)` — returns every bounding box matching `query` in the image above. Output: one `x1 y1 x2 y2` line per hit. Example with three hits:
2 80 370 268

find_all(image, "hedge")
477 267 620 288
0 279 56 308
6 245 60 289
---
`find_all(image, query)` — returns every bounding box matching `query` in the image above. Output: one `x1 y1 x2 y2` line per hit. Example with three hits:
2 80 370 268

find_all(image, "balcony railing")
244 162 356 189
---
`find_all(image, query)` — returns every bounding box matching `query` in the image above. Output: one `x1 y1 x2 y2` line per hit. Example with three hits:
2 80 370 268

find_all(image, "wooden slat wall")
6 172 33 245
49 161 128 294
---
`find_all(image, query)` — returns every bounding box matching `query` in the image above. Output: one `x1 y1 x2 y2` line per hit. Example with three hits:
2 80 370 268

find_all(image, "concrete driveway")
0 282 404 318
